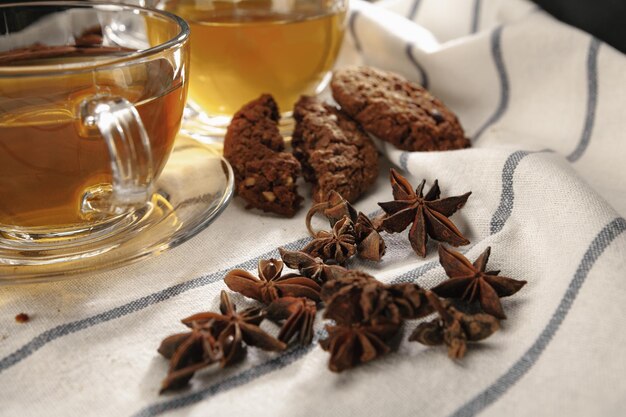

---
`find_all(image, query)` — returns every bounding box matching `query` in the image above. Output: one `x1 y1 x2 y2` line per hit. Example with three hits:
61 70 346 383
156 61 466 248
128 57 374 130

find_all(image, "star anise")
354 212 386 261
385 282 435 320
181 291 286 367
306 191 386 261
302 216 357 264
278 247 348 284
378 169 471 257
409 291 500 359
321 270 386 323
158 320 219 393
224 259 321 304
318 270 409 371
266 297 317 346
431 245 527 319
306 190 357 233
321 271 433 325
319 320 401 372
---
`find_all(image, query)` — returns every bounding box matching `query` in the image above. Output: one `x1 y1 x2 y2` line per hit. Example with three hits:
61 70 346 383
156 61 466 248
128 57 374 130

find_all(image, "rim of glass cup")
0 0 190 77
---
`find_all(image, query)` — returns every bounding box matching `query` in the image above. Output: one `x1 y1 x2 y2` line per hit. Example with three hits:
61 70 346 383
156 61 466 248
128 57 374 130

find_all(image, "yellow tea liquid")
164 2 345 115
0 57 186 228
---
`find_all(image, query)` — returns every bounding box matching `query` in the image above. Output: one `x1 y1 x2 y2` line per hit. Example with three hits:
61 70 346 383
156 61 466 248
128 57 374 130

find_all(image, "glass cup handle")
79 95 154 218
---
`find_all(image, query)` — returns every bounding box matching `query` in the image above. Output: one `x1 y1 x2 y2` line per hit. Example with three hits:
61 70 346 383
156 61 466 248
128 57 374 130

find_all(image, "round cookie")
331 66 470 151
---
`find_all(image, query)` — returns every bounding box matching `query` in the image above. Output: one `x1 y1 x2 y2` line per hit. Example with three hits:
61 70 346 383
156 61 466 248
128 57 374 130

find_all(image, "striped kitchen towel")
1 0 625 416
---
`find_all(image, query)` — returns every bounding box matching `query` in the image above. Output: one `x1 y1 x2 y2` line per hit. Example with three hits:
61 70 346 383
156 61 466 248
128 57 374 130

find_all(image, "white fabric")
1 0 625 416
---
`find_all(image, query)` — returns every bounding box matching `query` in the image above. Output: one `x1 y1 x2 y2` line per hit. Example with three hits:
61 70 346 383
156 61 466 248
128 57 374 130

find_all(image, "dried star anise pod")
181 291 286 367
302 216 357 264
385 282 435 320
320 320 401 372
354 212 386 261
321 271 433 324
409 291 500 359
431 245 527 319
306 190 357 232
306 191 386 261
158 320 219 393
321 271 388 324
225 259 321 304
378 169 471 257
278 247 348 284
266 297 317 346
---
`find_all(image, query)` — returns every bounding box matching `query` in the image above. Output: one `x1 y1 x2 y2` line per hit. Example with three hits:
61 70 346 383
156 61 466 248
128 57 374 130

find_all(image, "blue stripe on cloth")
490 150 553 234
390 258 441 285
129 148 539 416
348 11 363 54
406 0 422 21
0 237 312 375
405 43 430 89
490 151 530 234
449 216 626 417
471 0 481 33
472 26 509 142
567 38 601 162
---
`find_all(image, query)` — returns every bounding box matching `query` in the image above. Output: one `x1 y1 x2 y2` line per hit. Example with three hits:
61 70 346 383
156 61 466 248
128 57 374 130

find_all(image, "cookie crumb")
15 313 30 323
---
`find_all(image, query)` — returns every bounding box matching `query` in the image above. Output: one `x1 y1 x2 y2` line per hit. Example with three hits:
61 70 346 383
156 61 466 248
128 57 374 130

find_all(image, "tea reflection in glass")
161 0 347 130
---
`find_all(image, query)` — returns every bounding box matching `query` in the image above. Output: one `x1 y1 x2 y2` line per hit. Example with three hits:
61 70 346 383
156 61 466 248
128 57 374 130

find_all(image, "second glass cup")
151 0 347 138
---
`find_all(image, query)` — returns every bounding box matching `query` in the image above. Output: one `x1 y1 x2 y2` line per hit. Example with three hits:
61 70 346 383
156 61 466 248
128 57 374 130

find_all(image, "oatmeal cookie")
331 66 470 151
293 96 379 203
224 94 302 217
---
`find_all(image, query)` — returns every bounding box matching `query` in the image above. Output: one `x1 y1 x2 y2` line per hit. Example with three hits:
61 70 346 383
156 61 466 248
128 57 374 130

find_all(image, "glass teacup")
0 1 190 263
150 0 347 138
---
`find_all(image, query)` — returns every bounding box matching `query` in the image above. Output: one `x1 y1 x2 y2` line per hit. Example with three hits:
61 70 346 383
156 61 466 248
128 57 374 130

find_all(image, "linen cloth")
1 0 625 416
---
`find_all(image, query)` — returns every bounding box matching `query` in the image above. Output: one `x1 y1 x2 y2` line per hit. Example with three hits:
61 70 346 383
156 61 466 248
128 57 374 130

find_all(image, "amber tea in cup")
0 61 185 228
0 2 189 258
158 0 346 133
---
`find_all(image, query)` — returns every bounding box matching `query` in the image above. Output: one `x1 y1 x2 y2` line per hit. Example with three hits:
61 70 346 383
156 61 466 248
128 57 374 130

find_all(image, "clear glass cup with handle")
0 1 190 266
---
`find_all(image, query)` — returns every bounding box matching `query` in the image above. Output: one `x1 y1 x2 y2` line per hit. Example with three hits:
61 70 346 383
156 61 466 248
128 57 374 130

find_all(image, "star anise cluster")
157 291 286 392
319 270 434 372
224 257 323 347
317 258 511 366
408 245 526 357
157 181 528 391
303 191 386 264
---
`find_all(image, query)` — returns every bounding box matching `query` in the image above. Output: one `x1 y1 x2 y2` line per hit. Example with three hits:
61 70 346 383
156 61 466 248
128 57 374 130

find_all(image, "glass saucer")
0 135 234 285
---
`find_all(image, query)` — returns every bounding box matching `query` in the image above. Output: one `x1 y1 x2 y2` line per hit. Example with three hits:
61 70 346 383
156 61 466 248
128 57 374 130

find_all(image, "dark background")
1 0 625 53
531 0 626 54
